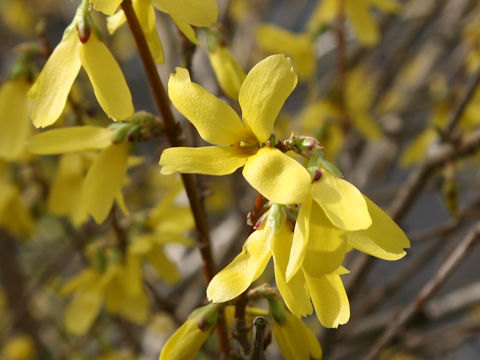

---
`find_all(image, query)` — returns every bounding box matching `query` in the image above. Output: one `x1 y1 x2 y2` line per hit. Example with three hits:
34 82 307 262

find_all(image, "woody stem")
120 0 230 357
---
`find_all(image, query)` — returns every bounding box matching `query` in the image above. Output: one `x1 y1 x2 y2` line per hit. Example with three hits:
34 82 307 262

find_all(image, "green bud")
189 303 219 332
267 296 287 325
268 204 286 235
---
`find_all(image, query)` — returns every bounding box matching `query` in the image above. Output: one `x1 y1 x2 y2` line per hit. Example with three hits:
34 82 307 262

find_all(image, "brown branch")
347 127 480 296
445 67 480 134
233 194 266 358
364 222 480 360
119 1 229 356
250 317 267 360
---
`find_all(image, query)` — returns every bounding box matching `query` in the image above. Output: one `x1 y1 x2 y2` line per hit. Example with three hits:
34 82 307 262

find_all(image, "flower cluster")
160 54 410 330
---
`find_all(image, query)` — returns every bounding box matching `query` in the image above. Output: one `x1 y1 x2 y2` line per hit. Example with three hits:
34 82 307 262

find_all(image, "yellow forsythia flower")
257 24 315 80
0 79 31 160
107 0 165 63
209 160 410 327
0 178 34 238
298 100 344 160
286 163 410 278
207 204 350 328
345 67 383 140
208 43 246 99
272 308 322 360
308 0 400 46
93 0 218 46
82 142 130 223
30 19 133 127
1 335 35 360
28 126 129 224
48 153 89 226
160 54 311 205
159 304 218 360
62 259 150 335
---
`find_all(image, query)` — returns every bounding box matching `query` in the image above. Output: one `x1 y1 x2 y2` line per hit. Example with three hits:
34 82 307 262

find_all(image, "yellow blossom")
0 178 34 238
160 54 311 205
207 204 349 327
94 0 218 49
207 42 246 99
272 305 322 360
159 304 218 360
1 335 35 360
48 153 89 226
308 0 400 46
297 100 344 160
30 7 133 128
28 126 130 224
61 259 150 335
286 165 410 284
257 24 315 80
0 79 31 160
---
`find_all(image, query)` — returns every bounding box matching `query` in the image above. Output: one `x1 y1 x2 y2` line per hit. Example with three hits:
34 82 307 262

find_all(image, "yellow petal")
106 9 126 34
80 33 134 121
64 271 103 335
369 0 400 13
168 68 247 145
311 171 371 231
134 0 164 64
207 229 271 303
272 220 313 317
345 0 379 46
239 54 298 143
303 202 349 276
172 16 199 45
31 31 81 128
48 153 88 226
285 197 311 281
347 196 410 260
400 128 437 167
273 313 322 360
242 147 310 204
307 0 338 32
153 0 218 27
82 143 129 223
117 289 150 324
256 24 315 80
91 0 122 15
304 272 350 328
159 318 212 360
28 126 112 154
0 80 31 160
146 245 181 284
351 112 382 141
208 45 246 99
159 146 248 176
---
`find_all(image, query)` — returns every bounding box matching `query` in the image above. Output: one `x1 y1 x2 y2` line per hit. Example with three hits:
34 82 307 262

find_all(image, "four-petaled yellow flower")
160 54 311 205
308 0 400 46
93 0 218 54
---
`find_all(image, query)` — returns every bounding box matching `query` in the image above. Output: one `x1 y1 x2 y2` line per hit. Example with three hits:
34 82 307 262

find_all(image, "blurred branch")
0 230 49 358
364 222 480 360
445 68 480 134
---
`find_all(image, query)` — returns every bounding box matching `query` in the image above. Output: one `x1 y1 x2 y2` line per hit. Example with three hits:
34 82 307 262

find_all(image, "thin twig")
445 67 480 134
364 222 480 360
250 317 267 360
